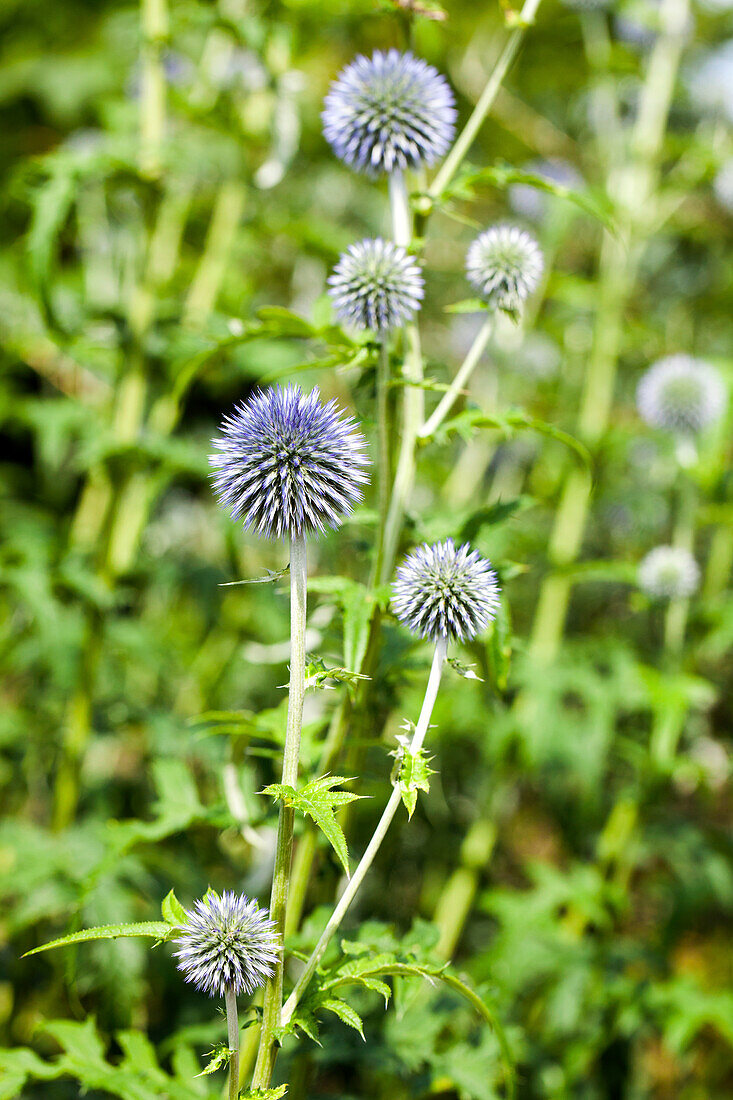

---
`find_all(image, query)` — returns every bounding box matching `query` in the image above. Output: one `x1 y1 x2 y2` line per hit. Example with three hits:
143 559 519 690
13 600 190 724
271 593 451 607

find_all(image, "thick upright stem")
419 315 495 439
225 985 240 1100
252 533 308 1088
140 0 168 179
281 637 448 1027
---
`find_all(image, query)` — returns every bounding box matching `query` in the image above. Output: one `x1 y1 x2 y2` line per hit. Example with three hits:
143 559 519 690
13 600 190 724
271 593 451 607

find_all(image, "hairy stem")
225 985 240 1100
281 636 448 1026
252 533 308 1088
419 314 495 439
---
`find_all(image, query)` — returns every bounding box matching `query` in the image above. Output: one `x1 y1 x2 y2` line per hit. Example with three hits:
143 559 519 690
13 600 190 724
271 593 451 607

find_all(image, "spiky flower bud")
638 546 700 600
392 539 501 642
636 355 727 436
328 238 424 332
466 224 544 312
322 49 456 176
210 385 370 540
174 891 280 998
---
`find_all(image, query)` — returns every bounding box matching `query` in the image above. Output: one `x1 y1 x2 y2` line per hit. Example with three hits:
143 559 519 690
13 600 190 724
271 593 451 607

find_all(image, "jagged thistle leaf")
193 1042 231 1077
22 922 172 957
262 776 362 876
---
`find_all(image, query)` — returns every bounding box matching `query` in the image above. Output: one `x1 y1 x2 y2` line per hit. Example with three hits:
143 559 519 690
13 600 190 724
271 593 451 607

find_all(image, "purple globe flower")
328 238 424 332
636 355 726 436
392 539 501 642
466 224 544 312
174 891 280 998
210 385 370 539
322 49 456 176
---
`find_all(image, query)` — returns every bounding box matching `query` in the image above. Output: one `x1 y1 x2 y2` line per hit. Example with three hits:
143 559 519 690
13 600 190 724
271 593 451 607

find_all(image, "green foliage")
262 776 363 875
1 0 732 1098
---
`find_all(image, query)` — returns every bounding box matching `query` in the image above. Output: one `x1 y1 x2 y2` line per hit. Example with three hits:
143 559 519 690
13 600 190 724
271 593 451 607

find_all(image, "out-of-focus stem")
252 534 308 1089
140 0 168 179
184 180 246 325
528 0 689 664
433 819 497 960
281 637 448 1027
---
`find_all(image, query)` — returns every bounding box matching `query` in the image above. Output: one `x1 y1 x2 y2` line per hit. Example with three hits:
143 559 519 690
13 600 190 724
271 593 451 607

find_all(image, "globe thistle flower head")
328 238 424 332
466 224 544 313
174 891 280 998
638 546 700 600
636 355 727 436
322 49 456 175
210 385 370 540
392 539 501 642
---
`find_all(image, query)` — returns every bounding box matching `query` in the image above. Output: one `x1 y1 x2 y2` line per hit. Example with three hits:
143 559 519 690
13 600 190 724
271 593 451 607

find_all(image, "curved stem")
419 314 495 440
428 0 543 203
225 985 240 1100
252 533 308 1089
281 636 448 1027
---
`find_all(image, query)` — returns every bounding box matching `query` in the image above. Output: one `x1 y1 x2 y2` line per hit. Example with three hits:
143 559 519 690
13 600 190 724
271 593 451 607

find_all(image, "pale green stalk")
419 314 495 440
252 533 308 1089
652 475 697 765
140 0 168 179
528 0 690 664
281 636 448 1027
427 0 543 204
225 985 240 1100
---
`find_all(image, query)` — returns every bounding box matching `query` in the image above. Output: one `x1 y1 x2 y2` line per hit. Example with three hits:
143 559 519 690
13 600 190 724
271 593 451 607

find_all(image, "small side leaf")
193 1043 231 1077
390 732 434 819
162 889 188 927
240 1088 288 1100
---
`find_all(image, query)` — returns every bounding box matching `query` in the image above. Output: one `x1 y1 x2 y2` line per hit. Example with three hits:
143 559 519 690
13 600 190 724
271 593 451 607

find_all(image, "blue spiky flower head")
210 385 370 540
466 224 544 312
638 545 700 600
328 238 424 332
322 49 456 176
392 539 501 642
636 355 727 436
174 891 280 998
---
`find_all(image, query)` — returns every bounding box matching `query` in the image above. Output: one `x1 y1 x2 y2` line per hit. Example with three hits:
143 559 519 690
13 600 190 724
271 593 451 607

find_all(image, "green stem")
281 636 448 1027
225 985 240 1100
527 0 689 664
252 533 308 1089
419 314 495 440
140 0 168 179
427 0 543 204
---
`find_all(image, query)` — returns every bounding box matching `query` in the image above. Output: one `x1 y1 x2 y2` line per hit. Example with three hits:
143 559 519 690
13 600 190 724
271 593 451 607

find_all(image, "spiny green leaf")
22 921 172 957
161 889 188 927
447 657 484 682
262 776 362 876
318 997 365 1039
304 656 370 691
193 1042 231 1077
390 733 434 819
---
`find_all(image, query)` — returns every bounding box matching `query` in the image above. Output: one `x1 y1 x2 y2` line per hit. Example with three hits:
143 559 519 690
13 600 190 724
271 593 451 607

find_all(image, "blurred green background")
1 0 732 1097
